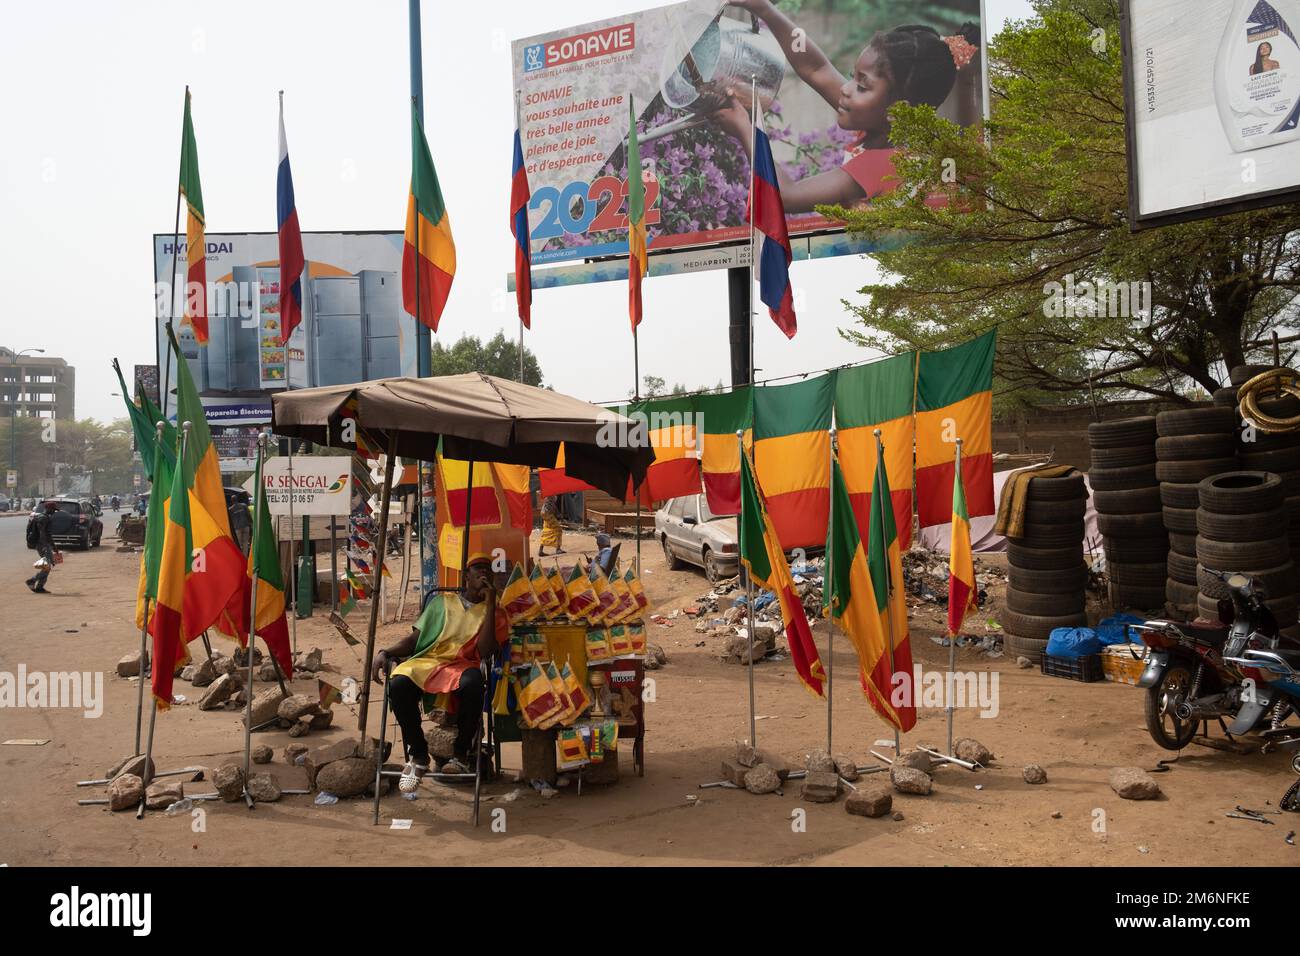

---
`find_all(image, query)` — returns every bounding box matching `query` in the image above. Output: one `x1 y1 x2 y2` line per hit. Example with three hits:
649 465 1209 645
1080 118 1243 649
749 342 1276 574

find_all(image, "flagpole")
139 421 188 819
629 90 643 577
740 431 756 749
133 419 166 757
826 428 836 755
748 76 756 388
947 438 962 758
287 438 298 655
161 86 189 424
874 428 900 755
242 433 266 808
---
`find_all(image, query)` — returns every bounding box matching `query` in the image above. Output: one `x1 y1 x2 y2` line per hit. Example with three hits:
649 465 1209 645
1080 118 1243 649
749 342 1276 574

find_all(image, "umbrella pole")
357 432 399 745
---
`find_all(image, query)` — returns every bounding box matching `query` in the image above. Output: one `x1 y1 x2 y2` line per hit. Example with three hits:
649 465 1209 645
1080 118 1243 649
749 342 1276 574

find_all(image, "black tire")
1007 543 1085 571
703 548 723 584
1007 564 1088 594
1155 458 1237 483
1087 464 1157 491
1154 434 1236 461
999 608 1088 640
1019 523 1084 549
1107 560 1168 587
1159 482 1200 510
78 532 90 551
660 535 684 571
1097 512 1165 537
1155 406 1237 437
1238 446 1300 472
1002 633 1049 663
1166 579 1199 608
1196 535 1290 570
1212 386 1240 408
1230 364 1276 387
1090 445 1157 468
1197 562 1297 600
1088 417 1157 449
1197 471 1283 514
1093 486 1161 515
1196 506 1287 542
1145 661 1200 750
1103 536 1170 563
1167 551 1199 585
1111 584 1169 610
1160 506 1197 534
91 532 101 548
1237 426 1300 452
1024 497 1087 525
1006 587 1085 616
1025 473 1086 501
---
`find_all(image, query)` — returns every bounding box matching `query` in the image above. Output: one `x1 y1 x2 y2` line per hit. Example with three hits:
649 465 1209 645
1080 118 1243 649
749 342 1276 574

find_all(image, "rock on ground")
284 744 309 765
1017 656 1033 669
214 763 246 802
1110 766 1162 800
1023 764 1048 785
801 770 840 803
246 772 281 802
298 647 323 672
116 651 147 678
145 780 184 810
108 774 144 811
277 693 320 722
805 749 835 773
190 657 219 687
309 709 334 730
251 744 273 765
198 673 238 711
315 756 373 798
846 787 892 818
245 687 289 728
955 738 994 766
890 766 934 796
744 763 781 794
304 739 361 789
425 726 457 760
833 755 860 782
893 750 933 773
107 753 154 780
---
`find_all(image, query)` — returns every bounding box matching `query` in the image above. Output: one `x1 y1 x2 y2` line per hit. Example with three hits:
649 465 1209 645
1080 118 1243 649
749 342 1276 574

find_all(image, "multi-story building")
1 346 75 422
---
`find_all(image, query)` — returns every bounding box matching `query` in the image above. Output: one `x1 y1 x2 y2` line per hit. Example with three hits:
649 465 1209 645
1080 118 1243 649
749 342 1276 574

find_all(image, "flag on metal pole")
510 127 532 329
626 95 647 331
748 124 796 339
276 92 306 346
402 102 456 331
179 89 207 343
947 443 979 637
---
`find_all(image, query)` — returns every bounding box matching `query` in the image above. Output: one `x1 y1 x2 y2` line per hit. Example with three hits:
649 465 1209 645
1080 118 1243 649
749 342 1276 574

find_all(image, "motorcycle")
1132 570 1283 750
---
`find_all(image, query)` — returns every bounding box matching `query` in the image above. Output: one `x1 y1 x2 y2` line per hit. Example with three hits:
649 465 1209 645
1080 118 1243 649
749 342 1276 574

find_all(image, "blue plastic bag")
1096 613 1144 646
1046 626 1103 658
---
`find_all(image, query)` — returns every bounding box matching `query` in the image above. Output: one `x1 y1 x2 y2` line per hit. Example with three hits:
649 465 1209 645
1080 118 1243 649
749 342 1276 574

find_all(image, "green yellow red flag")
864 439 917 731
627 95 647 331
243 451 293 678
402 102 456 332
179 88 207 343
947 451 979 637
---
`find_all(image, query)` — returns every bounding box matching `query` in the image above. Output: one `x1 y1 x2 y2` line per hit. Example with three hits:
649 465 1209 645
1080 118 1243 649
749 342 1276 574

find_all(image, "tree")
428 331 543 386
829 0 1300 407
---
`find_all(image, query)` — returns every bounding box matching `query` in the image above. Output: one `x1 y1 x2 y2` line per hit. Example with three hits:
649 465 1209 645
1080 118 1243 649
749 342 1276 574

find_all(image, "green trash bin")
296 553 315 619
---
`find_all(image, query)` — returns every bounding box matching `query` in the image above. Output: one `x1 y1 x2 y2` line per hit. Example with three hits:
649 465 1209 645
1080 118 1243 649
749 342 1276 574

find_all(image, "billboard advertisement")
152 231 416 426
511 0 985 277
1122 0 1300 228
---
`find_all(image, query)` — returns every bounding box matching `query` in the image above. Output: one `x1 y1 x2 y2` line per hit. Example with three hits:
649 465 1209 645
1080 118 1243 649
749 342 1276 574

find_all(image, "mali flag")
827 453 912 730
753 374 834 549
134 405 176 631
915 330 995 529
403 102 455 332
694 386 751 516
739 449 825 698
621 395 701 503
179 88 207 343
502 563 541 624
529 564 561 617
242 452 293 679
148 434 246 708
834 353 917 550
948 457 979 637
624 565 649 616
626 95 647 331
167 328 231 540
588 561 619 624
564 562 599 621
863 440 917 731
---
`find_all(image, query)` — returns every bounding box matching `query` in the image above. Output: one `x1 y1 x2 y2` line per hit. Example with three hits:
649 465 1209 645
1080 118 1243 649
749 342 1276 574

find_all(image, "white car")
655 494 739 583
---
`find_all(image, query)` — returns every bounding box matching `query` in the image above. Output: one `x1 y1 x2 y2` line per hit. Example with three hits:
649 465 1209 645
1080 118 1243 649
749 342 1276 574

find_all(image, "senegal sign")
245 458 352 516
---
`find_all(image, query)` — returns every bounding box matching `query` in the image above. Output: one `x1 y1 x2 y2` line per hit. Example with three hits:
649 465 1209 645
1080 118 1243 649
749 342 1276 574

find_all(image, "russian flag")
748 126 797 339
277 95 305 347
510 128 532 329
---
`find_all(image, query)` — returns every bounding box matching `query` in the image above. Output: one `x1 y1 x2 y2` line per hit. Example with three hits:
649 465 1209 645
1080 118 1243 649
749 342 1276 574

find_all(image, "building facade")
1 347 75 422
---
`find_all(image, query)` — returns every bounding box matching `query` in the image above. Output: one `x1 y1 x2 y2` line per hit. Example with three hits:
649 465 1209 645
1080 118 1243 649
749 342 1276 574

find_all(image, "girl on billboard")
716 0 980 213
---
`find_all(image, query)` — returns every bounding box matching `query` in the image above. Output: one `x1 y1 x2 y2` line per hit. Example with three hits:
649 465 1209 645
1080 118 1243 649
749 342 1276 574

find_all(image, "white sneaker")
398 760 428 793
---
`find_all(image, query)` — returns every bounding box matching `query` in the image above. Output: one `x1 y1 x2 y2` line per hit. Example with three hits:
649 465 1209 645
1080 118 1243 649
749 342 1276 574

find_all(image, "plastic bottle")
1215 0 1300 151
163 798 194 815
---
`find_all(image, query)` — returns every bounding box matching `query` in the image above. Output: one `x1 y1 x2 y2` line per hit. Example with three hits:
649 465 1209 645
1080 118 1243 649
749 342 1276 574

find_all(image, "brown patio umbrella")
270 372 652 498
269 373 654 749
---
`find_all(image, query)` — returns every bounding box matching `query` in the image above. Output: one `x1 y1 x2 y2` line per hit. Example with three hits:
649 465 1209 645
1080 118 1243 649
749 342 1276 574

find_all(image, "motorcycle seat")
1181 618 1231 647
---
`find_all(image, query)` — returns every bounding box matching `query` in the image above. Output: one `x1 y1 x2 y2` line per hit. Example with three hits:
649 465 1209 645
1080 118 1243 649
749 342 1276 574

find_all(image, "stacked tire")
1155 406 1238 614
1002 473 1089 663
1194 471 1298 630
1088 416 1167 610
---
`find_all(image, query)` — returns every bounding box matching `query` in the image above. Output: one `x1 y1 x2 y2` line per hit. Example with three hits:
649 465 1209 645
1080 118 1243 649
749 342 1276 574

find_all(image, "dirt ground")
1 515 1297 867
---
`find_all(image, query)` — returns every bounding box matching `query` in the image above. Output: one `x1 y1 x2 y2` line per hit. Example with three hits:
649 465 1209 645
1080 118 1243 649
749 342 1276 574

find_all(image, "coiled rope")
1238 368 1300 434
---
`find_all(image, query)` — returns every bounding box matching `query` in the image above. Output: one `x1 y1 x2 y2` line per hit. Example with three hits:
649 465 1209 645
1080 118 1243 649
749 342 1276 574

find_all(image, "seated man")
371 553 508 792
594 532 616 577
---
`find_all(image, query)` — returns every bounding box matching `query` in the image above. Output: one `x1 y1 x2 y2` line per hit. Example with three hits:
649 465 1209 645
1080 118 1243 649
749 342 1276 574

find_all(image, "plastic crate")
1040 653 1104 682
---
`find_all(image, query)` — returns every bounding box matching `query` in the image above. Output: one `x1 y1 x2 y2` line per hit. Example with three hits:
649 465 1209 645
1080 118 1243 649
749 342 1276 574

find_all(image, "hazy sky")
0 0 1035 423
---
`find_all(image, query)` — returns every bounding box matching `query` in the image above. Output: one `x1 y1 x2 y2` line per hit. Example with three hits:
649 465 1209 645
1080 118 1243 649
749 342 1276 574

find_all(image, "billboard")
511 0 985 279
152 231 416 426
1121 0 1300 228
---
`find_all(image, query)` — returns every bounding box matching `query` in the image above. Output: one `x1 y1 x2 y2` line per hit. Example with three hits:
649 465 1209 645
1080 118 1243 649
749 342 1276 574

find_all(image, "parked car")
655 494 739 583
27 497 103 550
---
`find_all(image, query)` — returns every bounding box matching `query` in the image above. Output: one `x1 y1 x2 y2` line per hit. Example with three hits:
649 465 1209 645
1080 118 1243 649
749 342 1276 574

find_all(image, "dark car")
28 497 103 550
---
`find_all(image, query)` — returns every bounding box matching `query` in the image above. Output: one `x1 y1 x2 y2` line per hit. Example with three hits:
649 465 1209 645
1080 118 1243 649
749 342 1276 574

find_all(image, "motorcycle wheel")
1144 663 1200 750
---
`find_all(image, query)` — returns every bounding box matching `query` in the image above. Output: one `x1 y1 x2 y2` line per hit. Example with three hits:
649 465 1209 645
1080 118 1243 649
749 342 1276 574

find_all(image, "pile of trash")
901 551 1005 608
692 562 826 664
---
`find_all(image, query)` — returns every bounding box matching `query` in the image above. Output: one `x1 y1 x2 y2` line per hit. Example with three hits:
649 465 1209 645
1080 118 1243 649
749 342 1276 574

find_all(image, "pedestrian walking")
26 499 60 594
